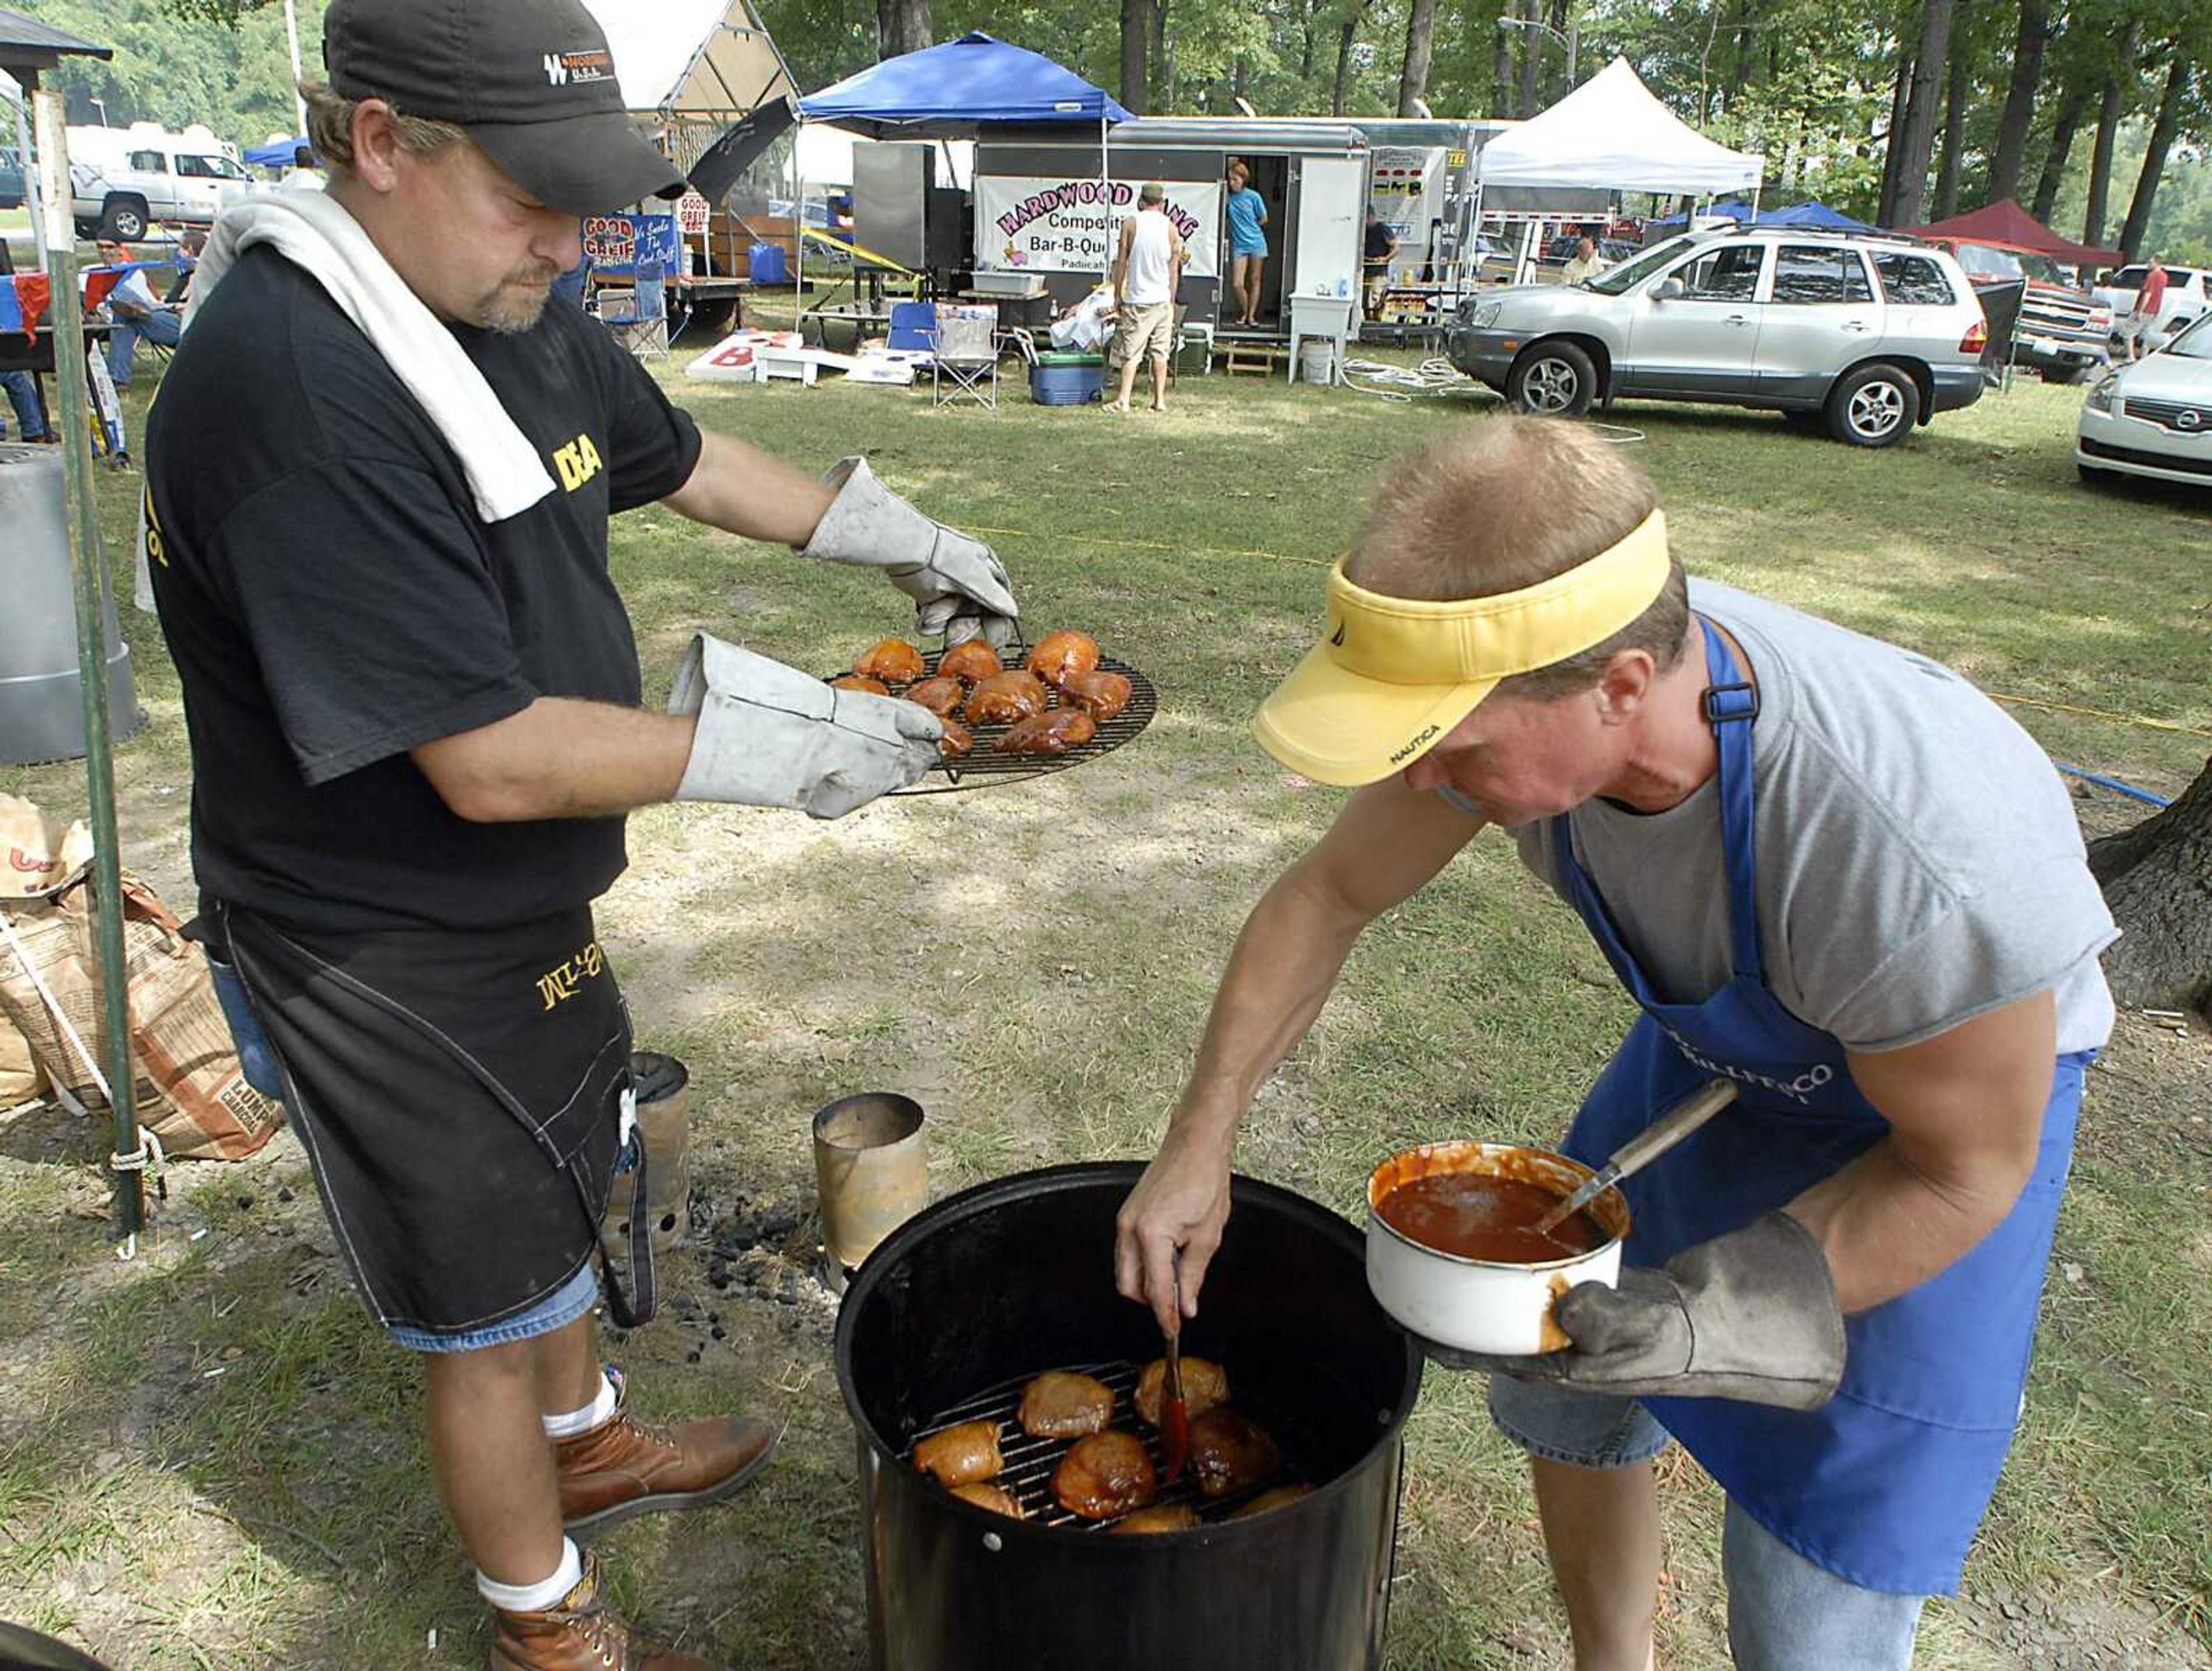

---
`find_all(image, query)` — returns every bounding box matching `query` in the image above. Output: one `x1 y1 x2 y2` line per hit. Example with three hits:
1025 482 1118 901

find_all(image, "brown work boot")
555 1367 776 1535
487 1549 713 1671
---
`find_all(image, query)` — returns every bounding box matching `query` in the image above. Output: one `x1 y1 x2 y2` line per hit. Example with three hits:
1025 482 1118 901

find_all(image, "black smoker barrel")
836 1162 1423 1670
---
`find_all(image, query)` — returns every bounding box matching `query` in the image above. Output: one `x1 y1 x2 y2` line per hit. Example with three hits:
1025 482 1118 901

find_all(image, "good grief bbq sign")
975 176 1222 278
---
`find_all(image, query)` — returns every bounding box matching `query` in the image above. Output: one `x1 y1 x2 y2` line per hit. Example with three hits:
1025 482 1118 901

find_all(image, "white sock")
478 1538 581 1613
541 1372 618 1439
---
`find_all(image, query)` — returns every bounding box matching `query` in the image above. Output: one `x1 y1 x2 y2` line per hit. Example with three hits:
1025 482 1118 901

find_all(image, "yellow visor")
1252 510 1672 785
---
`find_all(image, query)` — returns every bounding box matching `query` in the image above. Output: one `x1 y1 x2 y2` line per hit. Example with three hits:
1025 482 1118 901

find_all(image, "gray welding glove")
801 456 1020 650
668 633 941 819
1421 1211 1846 1412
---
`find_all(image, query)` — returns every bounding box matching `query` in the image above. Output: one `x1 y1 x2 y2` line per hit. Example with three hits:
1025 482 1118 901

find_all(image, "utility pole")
283 0 307 134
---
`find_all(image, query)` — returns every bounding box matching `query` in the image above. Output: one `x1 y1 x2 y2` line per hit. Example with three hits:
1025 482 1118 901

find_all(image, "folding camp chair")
601 259 669 358
886 300 936 353
927 302 999 409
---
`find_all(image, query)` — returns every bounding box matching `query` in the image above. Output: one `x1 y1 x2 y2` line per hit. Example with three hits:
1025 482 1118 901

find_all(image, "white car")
2076 313 2212 487
2093 263 2209 353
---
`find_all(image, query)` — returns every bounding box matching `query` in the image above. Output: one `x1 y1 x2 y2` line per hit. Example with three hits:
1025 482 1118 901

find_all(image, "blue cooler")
1030 353 1104 405
748 243 789 285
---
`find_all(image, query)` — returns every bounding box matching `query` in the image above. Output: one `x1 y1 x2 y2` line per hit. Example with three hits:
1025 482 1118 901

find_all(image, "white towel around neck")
185 191 556 522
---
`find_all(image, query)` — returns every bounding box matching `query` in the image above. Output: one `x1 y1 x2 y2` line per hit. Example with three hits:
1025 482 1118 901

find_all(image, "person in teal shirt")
1225 160 1269 327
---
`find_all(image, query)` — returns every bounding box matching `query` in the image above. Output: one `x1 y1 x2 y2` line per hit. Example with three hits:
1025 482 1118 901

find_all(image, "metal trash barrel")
0 442 141 766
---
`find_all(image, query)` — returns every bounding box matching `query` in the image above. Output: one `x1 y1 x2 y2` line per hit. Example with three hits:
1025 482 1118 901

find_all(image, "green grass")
1 329 2207 1669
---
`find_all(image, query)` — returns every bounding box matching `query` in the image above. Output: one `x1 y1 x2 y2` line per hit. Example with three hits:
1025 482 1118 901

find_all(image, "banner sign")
582 213 680 275
974 177 1222 278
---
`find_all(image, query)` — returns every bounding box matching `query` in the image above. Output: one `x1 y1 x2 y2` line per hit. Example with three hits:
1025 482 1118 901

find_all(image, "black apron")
214 900 654 1337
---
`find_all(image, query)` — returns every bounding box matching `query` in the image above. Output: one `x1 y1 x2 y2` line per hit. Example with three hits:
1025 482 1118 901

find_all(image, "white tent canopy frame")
1475 56 1764 280
581 0 794 129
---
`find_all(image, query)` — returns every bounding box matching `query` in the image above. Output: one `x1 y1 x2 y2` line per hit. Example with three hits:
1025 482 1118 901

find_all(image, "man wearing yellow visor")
1115 416 2115 1669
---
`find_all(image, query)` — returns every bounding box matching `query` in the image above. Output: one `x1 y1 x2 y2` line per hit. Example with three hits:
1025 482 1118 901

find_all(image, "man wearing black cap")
142 3 1017 1668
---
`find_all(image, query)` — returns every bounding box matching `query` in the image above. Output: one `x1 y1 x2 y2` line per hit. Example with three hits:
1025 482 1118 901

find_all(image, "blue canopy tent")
797 32 1131 138
788 32 1132 306
1646 196 1756 235
244 135 308 169
1755 200 1872 231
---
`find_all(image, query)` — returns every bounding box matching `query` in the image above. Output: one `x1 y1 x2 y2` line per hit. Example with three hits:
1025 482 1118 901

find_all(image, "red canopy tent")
1895 198 2124 268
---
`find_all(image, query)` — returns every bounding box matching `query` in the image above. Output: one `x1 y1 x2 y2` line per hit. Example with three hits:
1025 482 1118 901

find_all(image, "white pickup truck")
71 140 266 239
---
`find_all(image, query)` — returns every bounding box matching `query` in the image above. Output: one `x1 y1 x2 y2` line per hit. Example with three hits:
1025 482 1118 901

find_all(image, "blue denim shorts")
387 1258 600 1355
1488 1377 1927 1670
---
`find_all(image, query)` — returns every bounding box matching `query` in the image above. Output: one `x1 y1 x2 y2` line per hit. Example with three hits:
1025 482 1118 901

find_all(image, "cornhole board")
684 328 806 381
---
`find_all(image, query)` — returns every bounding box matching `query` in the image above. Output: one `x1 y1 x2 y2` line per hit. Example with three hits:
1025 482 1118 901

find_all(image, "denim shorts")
387 1258 600 1355
1488 1377 1927 1670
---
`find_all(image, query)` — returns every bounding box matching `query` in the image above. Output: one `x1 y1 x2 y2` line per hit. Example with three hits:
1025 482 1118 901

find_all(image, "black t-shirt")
145 246 702 933
1363 220 1395 263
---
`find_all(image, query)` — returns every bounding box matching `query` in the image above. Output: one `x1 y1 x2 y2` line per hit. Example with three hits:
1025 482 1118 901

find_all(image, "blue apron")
1547 618 2089 1597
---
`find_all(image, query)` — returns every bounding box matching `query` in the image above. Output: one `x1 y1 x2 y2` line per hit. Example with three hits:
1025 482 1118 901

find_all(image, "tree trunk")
1725 0 1756 112
1155 0 1172 110
2119 58 2191 259
1888 0 1955 228
1934 23 1971 218
1986 0 2050 204
2088 758 2212 1019
876 0 931 58
1120 0 1150 114
1878 44 1915 225
1334 13 1358 115
1513 0 1541 116
2083 20 2139 248
1399 0 1437 115
1491 0 1514 114
2032 78 2090 221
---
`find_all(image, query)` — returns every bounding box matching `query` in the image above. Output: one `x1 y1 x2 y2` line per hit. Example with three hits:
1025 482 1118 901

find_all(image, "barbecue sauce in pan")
1376 1174 1606 1263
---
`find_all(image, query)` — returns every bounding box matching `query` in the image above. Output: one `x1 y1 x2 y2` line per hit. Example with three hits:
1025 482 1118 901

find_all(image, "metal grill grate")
904 1360 1305 1530
823 642 1157 794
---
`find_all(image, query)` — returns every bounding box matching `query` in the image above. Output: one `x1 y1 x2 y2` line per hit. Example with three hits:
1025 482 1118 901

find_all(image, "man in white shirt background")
1108 181 1182 415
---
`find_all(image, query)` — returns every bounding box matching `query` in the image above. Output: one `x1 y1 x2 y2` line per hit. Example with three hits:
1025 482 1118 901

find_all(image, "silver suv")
1448 228 1988 447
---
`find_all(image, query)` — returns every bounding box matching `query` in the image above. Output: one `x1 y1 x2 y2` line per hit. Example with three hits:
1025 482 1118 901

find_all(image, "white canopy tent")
1475 57 1763 283
1476 56 1762 195
579 0 794 128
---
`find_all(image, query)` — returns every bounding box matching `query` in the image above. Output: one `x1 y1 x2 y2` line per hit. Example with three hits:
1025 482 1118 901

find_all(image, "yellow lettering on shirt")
143 487 166 568
552 433 604 493
535 939 607 1010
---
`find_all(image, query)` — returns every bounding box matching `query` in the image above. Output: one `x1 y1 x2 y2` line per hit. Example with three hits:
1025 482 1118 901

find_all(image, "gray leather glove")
1422 1211 1846 1412
666 633 941 819
801 457 1020 650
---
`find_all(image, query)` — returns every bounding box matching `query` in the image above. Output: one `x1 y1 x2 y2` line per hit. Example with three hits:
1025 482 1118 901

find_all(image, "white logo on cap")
543 50 613 88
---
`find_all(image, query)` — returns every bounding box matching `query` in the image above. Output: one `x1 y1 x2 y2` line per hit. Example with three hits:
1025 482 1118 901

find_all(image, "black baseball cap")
324 0 685 216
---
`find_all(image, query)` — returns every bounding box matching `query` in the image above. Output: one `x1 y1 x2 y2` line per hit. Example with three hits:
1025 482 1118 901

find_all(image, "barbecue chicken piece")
964 671 1049 725
994 709 1095 756
904 675 966 717
1018 1371 1115 1439
938 639 1005 687
855 638 926 686
912 1420 1002 1488
1231 1483 1313 1519
1135 1356 1229 1428
951 1482 1024 1519
1051 1430 1157 1520
1109 1504 1202 1536
1188 1409 1282 1499
1028 629 1100 688
1058 668 1131 723
831 675 890 695
937 717 975 759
